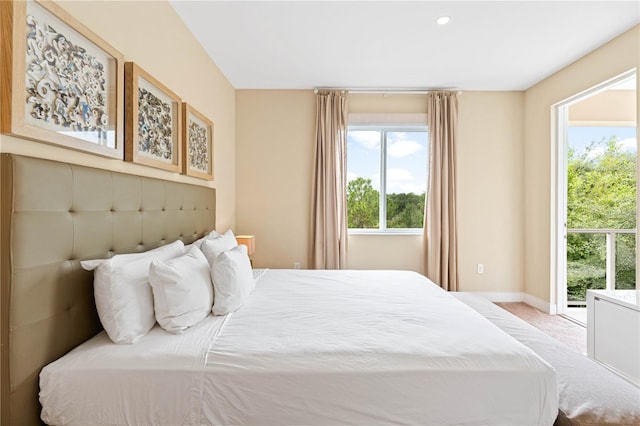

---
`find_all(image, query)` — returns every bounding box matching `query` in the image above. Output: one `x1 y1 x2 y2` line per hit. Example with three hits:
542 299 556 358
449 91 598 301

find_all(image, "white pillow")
185 229 219 251
211 244 256 316
81 240 185 344
149 246 214 334
201 229 238 266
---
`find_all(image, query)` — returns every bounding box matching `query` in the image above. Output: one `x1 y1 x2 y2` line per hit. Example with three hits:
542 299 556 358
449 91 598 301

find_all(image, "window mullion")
380 130 386 231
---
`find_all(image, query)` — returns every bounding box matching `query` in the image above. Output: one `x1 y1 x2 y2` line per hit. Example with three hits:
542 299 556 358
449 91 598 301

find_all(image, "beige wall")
457 92 525 292
0 0 236 230
569 90 636 124
235 90 315 269
523 25 639 305
236 91 526 293
346 234 423 272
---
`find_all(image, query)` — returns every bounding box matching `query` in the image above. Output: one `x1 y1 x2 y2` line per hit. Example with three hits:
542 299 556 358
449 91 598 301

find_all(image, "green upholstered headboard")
0 154 216 425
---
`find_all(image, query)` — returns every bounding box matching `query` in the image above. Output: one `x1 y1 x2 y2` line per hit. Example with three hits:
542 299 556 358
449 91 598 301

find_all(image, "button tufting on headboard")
0 154 216 425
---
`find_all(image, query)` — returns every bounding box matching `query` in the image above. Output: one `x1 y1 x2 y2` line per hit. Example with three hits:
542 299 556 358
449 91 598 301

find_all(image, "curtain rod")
313 88 462 95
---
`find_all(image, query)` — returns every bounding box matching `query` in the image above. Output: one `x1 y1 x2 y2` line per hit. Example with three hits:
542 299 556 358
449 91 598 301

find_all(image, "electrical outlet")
477 263 484 274
293 262 301 269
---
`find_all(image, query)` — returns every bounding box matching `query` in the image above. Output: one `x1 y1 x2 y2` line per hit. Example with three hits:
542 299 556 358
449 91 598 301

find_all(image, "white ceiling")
169 1 640 91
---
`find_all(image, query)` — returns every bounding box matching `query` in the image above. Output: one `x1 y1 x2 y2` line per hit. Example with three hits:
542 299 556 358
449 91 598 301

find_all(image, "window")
347 124 428 233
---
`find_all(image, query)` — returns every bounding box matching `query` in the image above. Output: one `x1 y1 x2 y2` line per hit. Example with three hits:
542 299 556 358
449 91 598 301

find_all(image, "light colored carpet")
495 302 587 354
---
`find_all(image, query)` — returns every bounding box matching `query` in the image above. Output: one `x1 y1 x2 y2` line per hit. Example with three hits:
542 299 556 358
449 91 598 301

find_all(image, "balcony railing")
566 228 636 306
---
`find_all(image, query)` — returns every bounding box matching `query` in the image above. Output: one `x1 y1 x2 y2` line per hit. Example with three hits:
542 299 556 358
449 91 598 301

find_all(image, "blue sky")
568 126 637 158
347 126 636 195
347 130 428 195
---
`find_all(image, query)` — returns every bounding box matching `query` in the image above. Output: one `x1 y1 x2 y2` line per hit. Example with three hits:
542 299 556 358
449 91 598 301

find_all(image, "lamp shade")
235 235 255 256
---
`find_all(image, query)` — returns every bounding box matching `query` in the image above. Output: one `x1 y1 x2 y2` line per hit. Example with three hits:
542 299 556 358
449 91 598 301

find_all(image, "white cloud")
388 139 424 158
386 168 426 194
619 137 637 153
387 168 414 181
372 173 381 191
351 131 380 150
586 146 605 160
348 169 425 194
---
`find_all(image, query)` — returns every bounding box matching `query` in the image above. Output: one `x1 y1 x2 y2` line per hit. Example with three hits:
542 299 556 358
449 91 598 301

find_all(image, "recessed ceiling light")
436 16 450 25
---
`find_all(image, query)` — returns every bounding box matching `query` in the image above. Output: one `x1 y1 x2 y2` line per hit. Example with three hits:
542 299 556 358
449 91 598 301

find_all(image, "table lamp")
235 235 255 264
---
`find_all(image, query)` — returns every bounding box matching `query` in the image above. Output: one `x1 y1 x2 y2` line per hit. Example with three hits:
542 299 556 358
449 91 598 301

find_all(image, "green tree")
566 135 637 301
347 178 427 229
347 177 379 228
568 137 636 230
387 192 425 228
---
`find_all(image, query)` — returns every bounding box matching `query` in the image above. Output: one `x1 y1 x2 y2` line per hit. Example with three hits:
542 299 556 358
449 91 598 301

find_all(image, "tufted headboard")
0 154 216 425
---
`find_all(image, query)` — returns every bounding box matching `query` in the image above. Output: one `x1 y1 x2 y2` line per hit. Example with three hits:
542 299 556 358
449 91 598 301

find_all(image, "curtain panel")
309 90 349 269
423 91 459 291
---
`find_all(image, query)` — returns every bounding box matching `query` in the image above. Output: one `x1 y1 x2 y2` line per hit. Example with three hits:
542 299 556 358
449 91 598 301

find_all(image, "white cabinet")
587 290 640 387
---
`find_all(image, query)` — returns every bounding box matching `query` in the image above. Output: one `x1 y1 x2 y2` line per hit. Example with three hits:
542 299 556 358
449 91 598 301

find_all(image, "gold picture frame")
182 103 214 180
0 0 124 159
124 62 182 173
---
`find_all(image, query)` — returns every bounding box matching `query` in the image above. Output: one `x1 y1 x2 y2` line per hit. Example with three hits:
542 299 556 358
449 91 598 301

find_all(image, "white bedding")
40 269 558 425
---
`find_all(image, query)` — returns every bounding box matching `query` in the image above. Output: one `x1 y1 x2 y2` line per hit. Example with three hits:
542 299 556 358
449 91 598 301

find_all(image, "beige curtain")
309 90 349 269
423 91 459 291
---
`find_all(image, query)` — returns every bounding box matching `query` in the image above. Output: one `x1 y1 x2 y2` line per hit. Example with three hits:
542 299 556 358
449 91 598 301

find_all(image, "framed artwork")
0 0 124 158
182 103 214 180
124 62 182 173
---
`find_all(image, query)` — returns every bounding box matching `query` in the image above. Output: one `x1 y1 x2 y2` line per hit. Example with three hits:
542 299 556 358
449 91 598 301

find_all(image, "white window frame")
347 123 428 235
552 68 637 315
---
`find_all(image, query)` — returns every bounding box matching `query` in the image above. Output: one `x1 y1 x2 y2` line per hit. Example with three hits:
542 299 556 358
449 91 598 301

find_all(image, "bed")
454 293 640 426
1 154 558 425
40 269 558 425
0 154 215 424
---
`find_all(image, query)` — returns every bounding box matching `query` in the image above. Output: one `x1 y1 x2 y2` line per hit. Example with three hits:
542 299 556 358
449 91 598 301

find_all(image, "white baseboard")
466 291 557 314
469 292 524 302
524 294 557 314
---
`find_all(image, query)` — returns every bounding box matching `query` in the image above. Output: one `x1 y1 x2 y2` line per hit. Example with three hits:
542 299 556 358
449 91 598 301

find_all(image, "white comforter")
40 269 558 425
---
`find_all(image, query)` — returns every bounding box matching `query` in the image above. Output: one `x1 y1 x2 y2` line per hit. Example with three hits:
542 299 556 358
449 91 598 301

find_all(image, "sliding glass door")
555 71 637 322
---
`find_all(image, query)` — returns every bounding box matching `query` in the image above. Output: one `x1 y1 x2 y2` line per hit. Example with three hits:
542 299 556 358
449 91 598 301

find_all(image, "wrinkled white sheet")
40 269 558 425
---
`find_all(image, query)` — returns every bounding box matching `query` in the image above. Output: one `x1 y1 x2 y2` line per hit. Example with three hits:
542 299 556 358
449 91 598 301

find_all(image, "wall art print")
182 103 213 180
124 62 182 172
25 12 109 143
138 85 173 161
0 0 124 158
